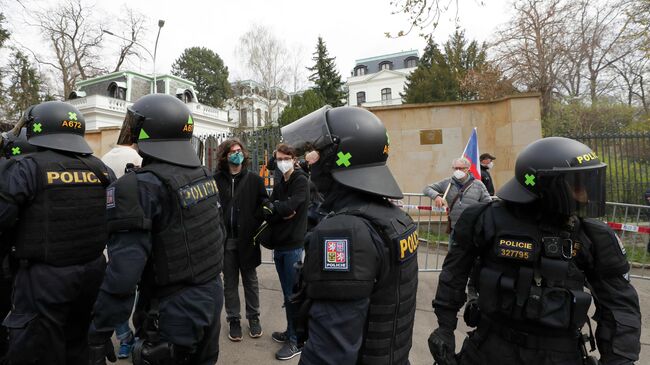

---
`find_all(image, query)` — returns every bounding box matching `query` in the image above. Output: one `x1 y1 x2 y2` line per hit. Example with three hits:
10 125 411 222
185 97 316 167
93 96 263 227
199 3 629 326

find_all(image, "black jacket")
480 165 495 195
269 169 309 250
215 168 268 269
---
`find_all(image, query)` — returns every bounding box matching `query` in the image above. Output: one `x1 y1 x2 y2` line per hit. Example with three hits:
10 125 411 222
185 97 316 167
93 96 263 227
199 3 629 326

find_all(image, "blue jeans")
115 321 132 342
273 247 303 344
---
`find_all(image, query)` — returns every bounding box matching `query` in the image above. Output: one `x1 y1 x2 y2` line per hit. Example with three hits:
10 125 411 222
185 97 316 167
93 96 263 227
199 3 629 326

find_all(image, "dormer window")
379 61 393 71
404 56 418 68
176 88 195 103
354 65 368 76
107 81 126 100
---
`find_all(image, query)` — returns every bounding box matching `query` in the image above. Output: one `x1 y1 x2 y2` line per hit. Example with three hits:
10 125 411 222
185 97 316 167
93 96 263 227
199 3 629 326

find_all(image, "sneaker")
228 320 243 342
117 335 135 359
271 331 288 343
249 318 263 338
275 342 302 360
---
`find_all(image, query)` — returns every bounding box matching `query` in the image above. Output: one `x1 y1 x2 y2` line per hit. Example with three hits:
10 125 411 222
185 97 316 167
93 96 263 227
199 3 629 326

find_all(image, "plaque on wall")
420 129 443 145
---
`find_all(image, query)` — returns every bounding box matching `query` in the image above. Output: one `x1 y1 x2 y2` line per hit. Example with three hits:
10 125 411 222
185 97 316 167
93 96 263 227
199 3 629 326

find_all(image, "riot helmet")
3 128 38 158
24 101 93 154
281 106 402 199
117 94 200 167
497 137 606 217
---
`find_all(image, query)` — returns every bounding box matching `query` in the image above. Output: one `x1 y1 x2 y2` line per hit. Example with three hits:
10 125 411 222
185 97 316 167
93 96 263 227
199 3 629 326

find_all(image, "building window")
404 57 418 68
256 109 262 127
107 82 126 100
379 61 393 71
241 109 248 127
354 65 368 76
265 111 269 123
356 91 366 106
381 88 392 101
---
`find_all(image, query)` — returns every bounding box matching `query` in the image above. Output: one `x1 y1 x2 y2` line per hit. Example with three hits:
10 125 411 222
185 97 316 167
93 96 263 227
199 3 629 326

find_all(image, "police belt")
481 316 580 352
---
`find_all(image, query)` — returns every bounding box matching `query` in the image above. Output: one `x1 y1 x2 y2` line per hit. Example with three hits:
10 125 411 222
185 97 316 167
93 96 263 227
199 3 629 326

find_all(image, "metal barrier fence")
260 194 650 280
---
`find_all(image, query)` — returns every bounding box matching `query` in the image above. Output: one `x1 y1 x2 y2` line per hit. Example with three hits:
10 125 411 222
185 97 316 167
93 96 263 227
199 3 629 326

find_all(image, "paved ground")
114 263 650 365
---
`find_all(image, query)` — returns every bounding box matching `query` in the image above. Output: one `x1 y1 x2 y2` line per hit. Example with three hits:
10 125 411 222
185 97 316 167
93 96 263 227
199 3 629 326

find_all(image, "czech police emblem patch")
106 187 116 208
323 239 349 271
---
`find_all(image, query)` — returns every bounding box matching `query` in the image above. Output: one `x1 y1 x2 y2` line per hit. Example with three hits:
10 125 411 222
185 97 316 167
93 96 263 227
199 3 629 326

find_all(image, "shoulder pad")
581 218 629 277
0 159 17 194
106 172 152 233
453 201 493 247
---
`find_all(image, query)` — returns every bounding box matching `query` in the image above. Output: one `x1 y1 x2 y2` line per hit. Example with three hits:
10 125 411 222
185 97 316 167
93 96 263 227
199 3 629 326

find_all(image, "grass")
625 244 650 265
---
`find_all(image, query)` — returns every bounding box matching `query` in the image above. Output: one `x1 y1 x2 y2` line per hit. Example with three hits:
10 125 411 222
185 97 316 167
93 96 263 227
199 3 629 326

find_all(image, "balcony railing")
361 98 403 107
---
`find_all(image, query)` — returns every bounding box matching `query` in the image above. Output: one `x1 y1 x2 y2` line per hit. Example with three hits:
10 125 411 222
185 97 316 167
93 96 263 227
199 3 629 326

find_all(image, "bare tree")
612 50 649 112
111 6 147 72
287 44 308 93
237 24 289 124
492 0 576 117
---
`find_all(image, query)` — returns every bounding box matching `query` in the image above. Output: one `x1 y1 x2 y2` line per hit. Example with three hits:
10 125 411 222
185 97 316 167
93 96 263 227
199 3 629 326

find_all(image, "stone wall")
85 127 121 158
368 93 542 195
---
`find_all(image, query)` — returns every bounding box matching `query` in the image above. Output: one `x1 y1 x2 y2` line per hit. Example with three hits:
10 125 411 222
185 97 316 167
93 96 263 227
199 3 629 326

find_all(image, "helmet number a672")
61 120 82 129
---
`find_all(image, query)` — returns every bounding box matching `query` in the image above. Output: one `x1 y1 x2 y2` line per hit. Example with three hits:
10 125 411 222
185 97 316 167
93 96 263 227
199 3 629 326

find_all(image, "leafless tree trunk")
112 6 147 72
237 24 289 124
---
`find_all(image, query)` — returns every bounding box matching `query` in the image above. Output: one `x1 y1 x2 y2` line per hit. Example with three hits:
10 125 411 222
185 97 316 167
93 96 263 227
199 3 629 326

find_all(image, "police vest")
139 163 223 295
477 202 592 332
14 150 108 266
304 199 418 365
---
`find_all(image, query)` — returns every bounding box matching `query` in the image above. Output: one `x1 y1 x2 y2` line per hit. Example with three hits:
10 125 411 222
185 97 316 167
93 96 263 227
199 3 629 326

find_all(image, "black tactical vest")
14 150 108 266
477 202 592 332
305 199 418 365
139 163 223 295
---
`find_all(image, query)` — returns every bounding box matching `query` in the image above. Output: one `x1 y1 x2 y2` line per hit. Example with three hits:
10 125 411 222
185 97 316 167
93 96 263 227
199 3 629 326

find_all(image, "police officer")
87 94 226 365
281 106 418 365
0 101 114 365
1 127 38 159
429 137 641 365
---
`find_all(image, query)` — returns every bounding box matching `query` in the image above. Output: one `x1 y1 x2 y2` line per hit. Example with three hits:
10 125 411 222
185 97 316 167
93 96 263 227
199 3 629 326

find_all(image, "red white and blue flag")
462 128 481 180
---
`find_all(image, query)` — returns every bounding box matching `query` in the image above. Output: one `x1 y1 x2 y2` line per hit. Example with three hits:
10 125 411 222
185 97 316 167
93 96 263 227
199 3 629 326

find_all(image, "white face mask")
487 162 494 169
277 160 294 174
453 170 467 180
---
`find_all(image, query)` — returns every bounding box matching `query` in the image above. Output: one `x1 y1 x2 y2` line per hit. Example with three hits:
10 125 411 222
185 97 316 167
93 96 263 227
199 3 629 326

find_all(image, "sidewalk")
116 263 650 365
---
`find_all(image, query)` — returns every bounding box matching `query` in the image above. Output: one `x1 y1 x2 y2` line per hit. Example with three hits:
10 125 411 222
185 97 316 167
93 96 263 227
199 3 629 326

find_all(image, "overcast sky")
3 0 514 91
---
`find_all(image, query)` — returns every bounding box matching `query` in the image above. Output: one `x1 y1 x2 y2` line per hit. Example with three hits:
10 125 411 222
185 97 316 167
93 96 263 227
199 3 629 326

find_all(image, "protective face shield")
537 167 606 218
281 106 402 199
116 108 144 146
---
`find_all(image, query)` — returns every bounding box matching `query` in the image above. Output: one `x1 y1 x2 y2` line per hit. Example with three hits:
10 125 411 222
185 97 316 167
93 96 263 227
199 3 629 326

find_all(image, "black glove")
88 331 117 365
428 327 457 365
462 299 481 327
262 201 275 219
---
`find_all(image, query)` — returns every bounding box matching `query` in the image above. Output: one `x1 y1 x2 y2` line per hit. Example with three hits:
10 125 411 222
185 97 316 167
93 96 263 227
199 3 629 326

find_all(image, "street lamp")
102 19 165 93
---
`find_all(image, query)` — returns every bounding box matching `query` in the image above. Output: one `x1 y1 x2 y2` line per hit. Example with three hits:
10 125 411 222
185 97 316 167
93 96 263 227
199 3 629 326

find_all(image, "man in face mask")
423 157 491 233
480 153 496 195
214 138 269 343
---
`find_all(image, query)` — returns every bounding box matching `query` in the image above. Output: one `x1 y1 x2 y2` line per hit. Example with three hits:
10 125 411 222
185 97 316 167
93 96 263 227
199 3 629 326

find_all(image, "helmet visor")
117 109 143 146
280 106 333 154
538 166 606 218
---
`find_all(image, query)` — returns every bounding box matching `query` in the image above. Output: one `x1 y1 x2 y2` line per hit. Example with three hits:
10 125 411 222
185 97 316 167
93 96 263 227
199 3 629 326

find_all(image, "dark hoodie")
269 169 310 250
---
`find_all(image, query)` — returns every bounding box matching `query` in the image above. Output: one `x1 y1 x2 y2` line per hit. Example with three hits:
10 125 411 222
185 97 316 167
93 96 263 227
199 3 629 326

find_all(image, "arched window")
354 65 368 76
175 88 195 103
107 81 126 100
404 56 418 68
256 108 262 127
381 88 392 102
356 91 366 106
379 61 393 71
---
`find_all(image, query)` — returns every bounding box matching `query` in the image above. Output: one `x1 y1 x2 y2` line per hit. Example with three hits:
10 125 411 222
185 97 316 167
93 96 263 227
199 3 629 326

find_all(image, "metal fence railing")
259 194 650 280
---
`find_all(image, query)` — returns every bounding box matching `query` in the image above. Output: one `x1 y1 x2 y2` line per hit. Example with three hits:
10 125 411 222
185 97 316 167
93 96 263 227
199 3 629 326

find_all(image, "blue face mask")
228 151 244 165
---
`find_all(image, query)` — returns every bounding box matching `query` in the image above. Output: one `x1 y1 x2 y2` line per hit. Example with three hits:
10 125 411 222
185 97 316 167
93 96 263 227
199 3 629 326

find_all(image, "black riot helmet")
25 101 93 154
3 128 38 158
117 94 200 167
281 106 402 199
497 137 607 218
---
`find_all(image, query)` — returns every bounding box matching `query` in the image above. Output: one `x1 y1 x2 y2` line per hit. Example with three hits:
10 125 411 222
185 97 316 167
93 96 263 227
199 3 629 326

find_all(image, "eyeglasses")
276 157 293 162
452 166 468 171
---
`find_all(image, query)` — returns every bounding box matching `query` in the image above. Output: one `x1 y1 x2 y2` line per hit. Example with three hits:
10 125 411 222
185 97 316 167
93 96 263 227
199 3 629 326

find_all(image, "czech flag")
462 128 481 180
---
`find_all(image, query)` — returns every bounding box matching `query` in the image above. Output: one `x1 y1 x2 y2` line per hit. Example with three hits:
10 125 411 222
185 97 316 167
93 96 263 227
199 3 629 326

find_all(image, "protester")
479 152 496 195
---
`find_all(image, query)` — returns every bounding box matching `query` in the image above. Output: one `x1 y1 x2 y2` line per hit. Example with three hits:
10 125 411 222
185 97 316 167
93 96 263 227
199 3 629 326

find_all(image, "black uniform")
89 161 225 365
479 165 494 196
299 190 418 365
0 150 113 365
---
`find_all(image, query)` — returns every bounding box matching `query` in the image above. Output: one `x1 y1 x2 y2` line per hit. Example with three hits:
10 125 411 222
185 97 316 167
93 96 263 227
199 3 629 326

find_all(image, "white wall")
346 68 415 107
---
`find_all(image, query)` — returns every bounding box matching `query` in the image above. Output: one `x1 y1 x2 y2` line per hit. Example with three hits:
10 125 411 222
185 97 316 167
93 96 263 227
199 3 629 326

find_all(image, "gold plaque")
420 129 442 145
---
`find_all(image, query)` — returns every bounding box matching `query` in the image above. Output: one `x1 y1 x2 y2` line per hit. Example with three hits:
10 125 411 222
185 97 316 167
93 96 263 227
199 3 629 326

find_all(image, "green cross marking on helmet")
336 151 352 167
138 129 150 140
33 123 42 133
187 115 193 125
524 174 536 186
68 112 77 121
11 147 21 155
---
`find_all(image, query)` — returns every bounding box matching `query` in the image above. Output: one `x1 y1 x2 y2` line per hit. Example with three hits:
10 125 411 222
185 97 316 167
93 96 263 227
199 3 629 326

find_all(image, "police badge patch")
106 187 116 208
323 238 349 271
